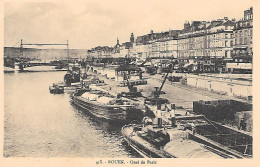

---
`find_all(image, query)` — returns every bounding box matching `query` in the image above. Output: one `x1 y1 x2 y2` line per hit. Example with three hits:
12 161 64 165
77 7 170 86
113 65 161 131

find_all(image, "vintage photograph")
3 0 253 159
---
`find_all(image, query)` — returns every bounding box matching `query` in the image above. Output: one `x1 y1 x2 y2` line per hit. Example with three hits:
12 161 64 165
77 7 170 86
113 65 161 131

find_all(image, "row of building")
87 7 253 73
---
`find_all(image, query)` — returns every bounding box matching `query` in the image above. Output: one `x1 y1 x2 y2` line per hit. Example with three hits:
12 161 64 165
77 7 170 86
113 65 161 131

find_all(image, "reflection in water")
4 72 140 157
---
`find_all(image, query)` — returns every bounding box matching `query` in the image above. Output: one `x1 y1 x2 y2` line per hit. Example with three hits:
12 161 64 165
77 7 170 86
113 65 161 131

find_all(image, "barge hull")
71 95 127 125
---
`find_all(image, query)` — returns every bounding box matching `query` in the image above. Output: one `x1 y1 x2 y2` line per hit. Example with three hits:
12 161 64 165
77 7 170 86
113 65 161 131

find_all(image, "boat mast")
67 40 70 61
20 39 23 57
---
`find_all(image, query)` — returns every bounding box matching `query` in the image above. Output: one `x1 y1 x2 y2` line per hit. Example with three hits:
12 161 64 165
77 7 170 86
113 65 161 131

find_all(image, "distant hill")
4 47 88 60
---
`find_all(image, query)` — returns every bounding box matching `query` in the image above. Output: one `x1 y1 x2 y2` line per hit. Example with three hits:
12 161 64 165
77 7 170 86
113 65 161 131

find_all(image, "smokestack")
171 105 176 127
156 110 162 127
171 103 176 110
158 118 162 127
157 103 161 110
171 117 176 127
139 71 142 79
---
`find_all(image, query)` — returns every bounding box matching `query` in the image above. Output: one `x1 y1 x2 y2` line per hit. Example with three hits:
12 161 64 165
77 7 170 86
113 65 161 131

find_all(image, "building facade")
135 30 179 59
177 18 235 73
86 46 113 58
86 7 253 74
226 7 253 73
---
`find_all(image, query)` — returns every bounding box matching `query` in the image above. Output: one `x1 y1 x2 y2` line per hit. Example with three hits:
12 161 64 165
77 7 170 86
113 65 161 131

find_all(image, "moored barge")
70 88 138 124
121 115 252 158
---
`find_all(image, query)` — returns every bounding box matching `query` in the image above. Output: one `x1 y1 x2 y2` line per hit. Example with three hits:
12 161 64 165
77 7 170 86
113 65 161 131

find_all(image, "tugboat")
49 82 65 94
70 87 137 125
64 65 81 86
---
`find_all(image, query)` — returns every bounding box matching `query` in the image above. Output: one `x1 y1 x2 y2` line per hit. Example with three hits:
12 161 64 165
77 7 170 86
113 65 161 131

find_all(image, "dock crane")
153 64 173 98
145 64 173 105
119 72 142 98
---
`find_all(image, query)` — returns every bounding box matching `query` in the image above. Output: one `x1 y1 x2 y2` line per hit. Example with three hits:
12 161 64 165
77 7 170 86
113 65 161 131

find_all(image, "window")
244 37 247 44
225 41 228 47
225 51 228 57
250 29 253 36
225 34 228 38
245 30 248 36
231 41 233 47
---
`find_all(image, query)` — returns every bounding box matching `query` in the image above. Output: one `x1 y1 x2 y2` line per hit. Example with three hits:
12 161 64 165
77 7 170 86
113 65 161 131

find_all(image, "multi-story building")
119 42 133 57
86 46 113 58
133 43 149 59
226 7 253 73
86 7 252 74
166 38 178 58
233 7 253 62
135 30 179 59
178 18 235 72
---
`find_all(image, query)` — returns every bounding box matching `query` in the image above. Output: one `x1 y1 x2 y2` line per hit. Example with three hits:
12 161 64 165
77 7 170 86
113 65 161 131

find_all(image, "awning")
223 58 233 61
233 46 247 50
144 62 152 66
183 63 193 68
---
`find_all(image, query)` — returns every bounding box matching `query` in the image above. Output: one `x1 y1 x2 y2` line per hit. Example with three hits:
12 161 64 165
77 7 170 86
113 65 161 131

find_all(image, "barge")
70 88 140 124
121 115 252 158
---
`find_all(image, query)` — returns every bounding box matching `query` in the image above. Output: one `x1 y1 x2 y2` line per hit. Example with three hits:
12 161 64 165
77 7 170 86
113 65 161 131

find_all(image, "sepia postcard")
0 0 259 166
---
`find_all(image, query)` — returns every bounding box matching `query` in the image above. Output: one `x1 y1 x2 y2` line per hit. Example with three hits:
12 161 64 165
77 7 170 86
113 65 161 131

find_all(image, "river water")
4 71 140 157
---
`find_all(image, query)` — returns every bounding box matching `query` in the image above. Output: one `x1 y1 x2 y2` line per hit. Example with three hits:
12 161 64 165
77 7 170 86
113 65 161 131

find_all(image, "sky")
4 0 254 49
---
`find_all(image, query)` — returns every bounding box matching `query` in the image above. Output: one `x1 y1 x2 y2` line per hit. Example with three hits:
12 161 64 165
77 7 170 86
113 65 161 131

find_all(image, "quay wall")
186 74 252 99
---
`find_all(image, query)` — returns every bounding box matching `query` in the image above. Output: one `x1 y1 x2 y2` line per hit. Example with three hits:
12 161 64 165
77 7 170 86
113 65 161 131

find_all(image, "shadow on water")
70 102 142 158
70 102 121 132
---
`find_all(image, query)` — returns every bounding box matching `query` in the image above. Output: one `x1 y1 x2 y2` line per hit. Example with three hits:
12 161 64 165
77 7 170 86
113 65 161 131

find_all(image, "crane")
119 71 142 98
144 63 173 106
152 64 173 98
